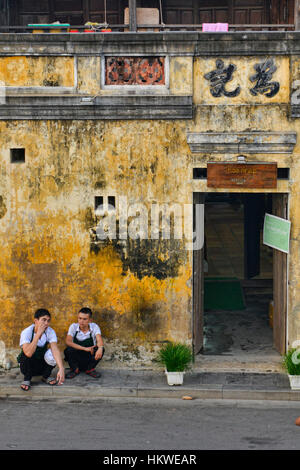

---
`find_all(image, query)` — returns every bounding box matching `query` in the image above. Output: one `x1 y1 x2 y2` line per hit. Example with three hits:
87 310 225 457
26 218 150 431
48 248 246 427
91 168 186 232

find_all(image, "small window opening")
95 196 104 210
193 168 207 179
277 168 290 180
108 196 116 208
10 148 25 163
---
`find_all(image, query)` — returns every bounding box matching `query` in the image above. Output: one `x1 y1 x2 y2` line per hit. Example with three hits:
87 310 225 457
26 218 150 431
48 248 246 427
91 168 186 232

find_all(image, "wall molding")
187 132 297 154
0 95 193 120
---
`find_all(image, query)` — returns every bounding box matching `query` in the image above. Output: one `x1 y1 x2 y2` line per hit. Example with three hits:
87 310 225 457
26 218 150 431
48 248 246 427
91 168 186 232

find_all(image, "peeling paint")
0 56 74 87
1 50 300 361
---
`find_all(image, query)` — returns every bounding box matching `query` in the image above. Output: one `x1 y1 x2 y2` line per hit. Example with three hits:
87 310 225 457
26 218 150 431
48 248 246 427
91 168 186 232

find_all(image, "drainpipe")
129 0 137 32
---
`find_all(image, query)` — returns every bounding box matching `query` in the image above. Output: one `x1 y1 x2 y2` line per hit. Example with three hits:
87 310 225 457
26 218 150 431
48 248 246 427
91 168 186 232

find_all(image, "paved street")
0 397 300 451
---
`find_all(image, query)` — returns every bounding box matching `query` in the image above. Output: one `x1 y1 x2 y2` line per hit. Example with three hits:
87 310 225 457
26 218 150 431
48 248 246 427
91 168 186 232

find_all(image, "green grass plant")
157 342 193 372
283 348 300 375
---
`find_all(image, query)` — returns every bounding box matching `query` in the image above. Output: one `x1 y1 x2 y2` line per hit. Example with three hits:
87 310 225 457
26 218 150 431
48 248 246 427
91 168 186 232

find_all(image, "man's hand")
95 347 103 361
56 368 65 386
36 321 48 338
85 346 96 354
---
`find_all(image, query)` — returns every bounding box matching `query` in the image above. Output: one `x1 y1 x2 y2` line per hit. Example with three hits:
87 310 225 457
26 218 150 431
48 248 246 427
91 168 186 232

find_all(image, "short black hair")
78 307 92 317
34 308 51 319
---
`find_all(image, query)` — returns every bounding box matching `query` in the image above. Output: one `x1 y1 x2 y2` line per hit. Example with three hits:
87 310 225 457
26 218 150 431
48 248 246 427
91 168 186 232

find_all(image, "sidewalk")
0 365 299 402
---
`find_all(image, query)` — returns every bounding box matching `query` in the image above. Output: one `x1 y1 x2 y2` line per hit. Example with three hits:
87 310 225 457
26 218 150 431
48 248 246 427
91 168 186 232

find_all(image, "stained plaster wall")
0 32 300 366
0 118 193 366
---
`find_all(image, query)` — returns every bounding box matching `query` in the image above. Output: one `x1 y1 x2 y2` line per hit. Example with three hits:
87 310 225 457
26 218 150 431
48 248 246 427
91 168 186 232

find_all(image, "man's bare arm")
22 323 47 357
95 333 104 360
49 342 65 385
65 334 95 353
22 335 40 358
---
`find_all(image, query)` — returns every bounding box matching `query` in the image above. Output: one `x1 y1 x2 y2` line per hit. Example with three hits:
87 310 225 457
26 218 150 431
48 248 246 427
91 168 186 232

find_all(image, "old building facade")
0 1 300 367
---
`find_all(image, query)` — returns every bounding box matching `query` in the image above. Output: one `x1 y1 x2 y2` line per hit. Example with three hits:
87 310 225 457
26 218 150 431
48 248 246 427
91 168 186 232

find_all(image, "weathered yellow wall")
77 56 101 94
0 118 193 363
170 57 193 95
0 56 75 87
1 51 300 364
191 56 300 349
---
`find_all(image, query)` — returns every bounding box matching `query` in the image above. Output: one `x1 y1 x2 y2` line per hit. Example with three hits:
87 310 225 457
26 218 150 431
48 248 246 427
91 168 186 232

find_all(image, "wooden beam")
8 0 17 26
0 0 8 26
83 0 89 24
295 0 300 29
129 0 137 31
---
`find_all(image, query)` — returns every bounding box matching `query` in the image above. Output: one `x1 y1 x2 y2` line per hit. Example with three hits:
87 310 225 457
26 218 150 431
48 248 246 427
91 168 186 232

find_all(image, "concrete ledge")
137 385 223 399
0 95 193 120
187 132 297 154
0 383 299 401
52 385 138 398
0 369 295 401
0 385 54 398
0 32 299 56
222 387 293 401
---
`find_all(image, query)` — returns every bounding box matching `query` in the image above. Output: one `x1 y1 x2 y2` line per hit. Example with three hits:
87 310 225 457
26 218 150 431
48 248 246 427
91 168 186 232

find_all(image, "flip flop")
20 380 31 391
42 376 58 386
66 369 80 379
85 369 101 378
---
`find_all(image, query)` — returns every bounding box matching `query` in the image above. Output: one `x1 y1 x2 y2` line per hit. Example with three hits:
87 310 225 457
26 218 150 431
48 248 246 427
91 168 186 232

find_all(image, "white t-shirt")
67 322 101 346
19 324 57 347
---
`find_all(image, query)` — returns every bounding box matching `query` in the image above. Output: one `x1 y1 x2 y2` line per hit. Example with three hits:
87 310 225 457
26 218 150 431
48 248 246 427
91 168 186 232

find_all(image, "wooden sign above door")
207 162 277 189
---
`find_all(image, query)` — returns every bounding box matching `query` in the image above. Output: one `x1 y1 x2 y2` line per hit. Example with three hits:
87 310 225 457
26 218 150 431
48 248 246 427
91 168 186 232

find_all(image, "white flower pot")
165 370 184 386
288 375 300 390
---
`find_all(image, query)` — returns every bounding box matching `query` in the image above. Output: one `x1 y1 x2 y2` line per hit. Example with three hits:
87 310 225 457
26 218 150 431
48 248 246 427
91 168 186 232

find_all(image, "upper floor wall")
0 31 300 120
0 0 296 30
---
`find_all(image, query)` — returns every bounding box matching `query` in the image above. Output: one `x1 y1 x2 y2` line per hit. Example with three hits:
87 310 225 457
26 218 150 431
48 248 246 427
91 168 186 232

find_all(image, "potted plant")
283 348 300 390
157 342 193 386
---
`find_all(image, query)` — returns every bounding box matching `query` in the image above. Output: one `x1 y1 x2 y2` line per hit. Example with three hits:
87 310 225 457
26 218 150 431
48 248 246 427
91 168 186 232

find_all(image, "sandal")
42 376 58 386
85 369 101 378
66 369 80 379
20 380 31 391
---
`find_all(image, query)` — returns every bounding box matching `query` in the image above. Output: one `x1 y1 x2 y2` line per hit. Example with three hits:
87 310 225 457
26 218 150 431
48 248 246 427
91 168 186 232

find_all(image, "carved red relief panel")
105 57 165 86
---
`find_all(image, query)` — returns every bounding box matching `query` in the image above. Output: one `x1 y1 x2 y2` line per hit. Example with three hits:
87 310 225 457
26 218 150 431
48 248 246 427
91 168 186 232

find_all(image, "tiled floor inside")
200 199 279 360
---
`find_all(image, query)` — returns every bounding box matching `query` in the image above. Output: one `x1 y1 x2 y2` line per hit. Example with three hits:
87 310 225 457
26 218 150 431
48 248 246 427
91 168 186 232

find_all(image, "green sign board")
263 213 291 254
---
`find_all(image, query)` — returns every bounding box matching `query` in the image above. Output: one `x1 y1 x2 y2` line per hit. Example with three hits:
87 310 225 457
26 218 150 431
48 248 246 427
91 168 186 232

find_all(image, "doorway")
193 192 288 359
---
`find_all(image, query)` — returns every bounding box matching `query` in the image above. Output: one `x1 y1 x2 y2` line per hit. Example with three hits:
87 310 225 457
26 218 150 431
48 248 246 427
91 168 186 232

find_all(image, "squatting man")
18 307 104 391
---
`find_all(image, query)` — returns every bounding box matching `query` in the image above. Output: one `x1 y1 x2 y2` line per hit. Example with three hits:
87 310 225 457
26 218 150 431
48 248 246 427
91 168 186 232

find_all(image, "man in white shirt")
18 308 65 391
64 307 104 379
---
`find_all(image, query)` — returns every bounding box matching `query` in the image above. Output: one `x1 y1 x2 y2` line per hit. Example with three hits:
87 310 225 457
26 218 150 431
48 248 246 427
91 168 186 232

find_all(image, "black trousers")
19 354 55 381
64 346 104 372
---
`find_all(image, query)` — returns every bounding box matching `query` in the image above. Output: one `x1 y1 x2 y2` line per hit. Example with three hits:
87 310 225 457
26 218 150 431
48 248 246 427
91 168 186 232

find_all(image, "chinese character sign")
204 59 241 97
204 58 280 99
249 59 280 98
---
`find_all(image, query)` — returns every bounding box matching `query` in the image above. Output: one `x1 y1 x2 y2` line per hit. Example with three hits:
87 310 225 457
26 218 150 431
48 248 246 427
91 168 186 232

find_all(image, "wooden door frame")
192 192 204 355
272 193 289 354
192 191 289 356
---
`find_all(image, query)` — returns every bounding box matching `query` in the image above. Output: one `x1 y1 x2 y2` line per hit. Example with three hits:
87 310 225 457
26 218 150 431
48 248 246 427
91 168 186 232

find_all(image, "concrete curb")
1 383 300 401
0 368 296 402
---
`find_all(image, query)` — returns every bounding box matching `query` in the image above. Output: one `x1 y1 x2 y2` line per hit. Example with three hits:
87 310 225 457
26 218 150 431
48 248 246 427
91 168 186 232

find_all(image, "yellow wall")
1 52 300 363
0 56 75 87
0 118 193 361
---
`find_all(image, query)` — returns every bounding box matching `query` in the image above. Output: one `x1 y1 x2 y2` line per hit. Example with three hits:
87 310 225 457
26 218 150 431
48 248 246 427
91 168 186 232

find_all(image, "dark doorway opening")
193 192 288 361
203 193 274 356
